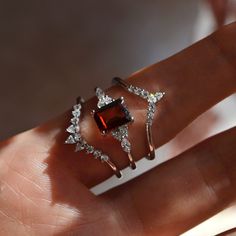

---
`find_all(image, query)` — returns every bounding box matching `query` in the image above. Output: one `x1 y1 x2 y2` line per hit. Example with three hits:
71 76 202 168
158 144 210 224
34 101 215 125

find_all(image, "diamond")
95 87 105 98
71 117 79 125
85 145 94 154
121 138 131 153
100 155 109 162
93 150 102 159
73 104 81 111
111 125 128 141
147 93 158 103
154 92 164 101
97 95 113 108
72 110 81 117
66 125 78 134
75 142 84 152
94 98 132 133
133 87 142 95
65 135 76 144
73 133 81 142
128 85 135 93
141 90 149 99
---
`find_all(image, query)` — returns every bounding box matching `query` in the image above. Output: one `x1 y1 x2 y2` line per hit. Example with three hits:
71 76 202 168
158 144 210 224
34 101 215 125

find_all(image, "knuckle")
194 140 236 209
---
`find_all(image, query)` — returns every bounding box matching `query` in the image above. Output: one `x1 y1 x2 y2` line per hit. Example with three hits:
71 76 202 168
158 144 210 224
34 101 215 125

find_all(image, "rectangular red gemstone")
94 98 132 133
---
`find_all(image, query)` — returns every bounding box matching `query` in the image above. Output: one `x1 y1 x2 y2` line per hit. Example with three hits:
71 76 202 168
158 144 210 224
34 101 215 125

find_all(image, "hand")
0 22 236 236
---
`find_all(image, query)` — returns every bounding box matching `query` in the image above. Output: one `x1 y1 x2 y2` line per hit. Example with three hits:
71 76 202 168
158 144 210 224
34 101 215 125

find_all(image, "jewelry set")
65 77 165 178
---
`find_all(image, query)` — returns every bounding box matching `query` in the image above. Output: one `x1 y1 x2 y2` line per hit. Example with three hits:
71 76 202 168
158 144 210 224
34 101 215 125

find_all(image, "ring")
113 77 165 160
65 96 122 178
92 87 136 169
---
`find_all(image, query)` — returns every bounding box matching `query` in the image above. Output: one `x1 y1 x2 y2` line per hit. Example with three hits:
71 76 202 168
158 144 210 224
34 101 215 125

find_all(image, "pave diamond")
65 135 76 144
93 150 102 159
73 104 81 111
147 93 158 103
66 125 78 134
121 138 131 153
111 125 128 141
154 92 165 101
71 117 79 125
100 154 109 162
73 133 81 142
75 142 84 152
95 87 105 98
86 145 94 154
97 95 113 108
72 110 81 117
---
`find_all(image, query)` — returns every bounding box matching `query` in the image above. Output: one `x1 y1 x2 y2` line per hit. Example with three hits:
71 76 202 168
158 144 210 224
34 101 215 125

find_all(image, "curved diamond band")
113 77 165 160
65 96 122 178
93 87 136 169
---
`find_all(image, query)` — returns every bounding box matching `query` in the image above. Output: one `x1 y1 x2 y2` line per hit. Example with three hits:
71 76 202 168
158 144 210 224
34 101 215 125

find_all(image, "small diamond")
112 126 128 141
147 93 158 103
147 111 155 119
73 104 81 111
86 145 94 154
121 138 131 153
141 90 149 99
154 92 164 101
97 95 113 108
71 117 79 125
128 85 135 93
148 103 156 112
73 133 81 142
75 142 84 152
72 110 81 117
95 87 105 98
93 150 102 159
133 87 142 95
100 155 109 162
66 125 78 134
65 135 76 144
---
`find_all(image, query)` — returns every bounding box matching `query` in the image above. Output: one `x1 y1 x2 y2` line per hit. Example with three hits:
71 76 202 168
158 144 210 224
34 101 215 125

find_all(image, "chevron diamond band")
65 96 122 178
113 77 165 160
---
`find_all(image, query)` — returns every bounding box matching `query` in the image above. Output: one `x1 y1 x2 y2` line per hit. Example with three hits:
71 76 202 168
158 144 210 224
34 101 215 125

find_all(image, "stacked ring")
113 77 165 160
65 96 122 178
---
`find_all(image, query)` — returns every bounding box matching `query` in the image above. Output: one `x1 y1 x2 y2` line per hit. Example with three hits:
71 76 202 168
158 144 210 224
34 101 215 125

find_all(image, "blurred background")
0 0 201 139
0 0 236 235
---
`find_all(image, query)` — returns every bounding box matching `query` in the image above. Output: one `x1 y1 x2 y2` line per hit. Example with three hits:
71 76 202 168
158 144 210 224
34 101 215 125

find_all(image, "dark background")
0 0 199 140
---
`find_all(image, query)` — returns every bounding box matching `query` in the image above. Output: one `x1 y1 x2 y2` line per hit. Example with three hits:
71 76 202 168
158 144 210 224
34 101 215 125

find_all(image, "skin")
208 0 229 26
0 22 236 236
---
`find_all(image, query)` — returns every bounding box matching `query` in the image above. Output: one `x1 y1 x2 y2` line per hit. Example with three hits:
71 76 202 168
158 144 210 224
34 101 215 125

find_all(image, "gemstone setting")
93 98 132 134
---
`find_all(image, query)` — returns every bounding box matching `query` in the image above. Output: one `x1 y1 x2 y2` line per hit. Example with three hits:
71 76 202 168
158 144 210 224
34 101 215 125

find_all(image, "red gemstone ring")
93 87 136 170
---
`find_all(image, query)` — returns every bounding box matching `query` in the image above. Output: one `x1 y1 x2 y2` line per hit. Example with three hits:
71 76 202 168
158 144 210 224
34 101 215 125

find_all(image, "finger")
217 228 236 236
103 126 236 236
208 0 229 27
33 22 236 187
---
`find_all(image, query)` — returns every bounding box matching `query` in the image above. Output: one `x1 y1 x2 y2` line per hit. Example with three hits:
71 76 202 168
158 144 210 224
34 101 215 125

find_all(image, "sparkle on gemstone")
94 98 132 133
